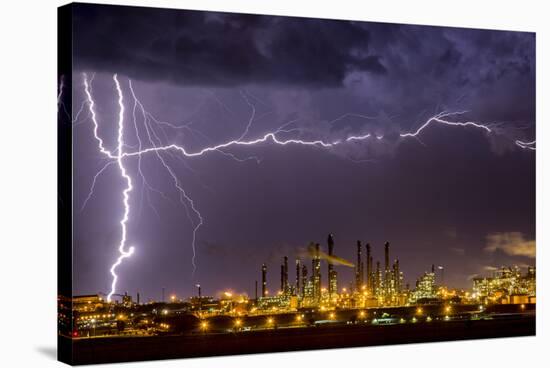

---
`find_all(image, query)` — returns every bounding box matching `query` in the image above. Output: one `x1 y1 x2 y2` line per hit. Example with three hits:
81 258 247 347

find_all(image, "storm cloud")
72 4 386 87
72 4 535 130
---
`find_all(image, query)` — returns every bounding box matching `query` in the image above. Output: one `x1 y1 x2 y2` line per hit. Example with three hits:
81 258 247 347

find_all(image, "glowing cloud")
484 232 535 258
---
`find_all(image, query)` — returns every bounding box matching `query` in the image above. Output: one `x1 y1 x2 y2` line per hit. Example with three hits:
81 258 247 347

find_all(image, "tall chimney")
356 241 362 290
384 242 390 272
301 264 308 297
328 234 335 298
296 259 301 296
261 263 267 297
394 259 400 293
384 242 390 292
366 243 372 292
280 264 285 292
376 261 381 293
314 243 321 301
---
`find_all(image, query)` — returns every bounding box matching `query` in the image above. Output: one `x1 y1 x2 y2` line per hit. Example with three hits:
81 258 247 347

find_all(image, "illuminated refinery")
59 233 535 338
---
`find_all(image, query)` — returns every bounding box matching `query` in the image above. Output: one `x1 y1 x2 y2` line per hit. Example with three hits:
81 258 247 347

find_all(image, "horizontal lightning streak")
83 73 533 301
121 111 495 159
515 139 536 150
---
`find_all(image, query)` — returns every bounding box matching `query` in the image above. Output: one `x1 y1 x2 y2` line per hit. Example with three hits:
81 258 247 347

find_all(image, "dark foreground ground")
61 315 535 365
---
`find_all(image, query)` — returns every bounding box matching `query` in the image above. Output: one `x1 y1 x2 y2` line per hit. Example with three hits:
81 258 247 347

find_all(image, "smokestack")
376 261 381 293
284 256 289 293
395 258 402 293
314 243 321 301
301 264 308 297
384 242 390 272
328 234 335 298
431 264 435 274
255 281 258 300
261 263 267 297
296 259 301 295
137 292 140 305
394 259 401 293
356 241 362 290
384 242 390 293
366 243 372 291
280 264 285 292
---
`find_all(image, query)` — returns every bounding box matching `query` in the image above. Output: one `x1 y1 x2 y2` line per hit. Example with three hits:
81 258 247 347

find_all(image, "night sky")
70 4 535 301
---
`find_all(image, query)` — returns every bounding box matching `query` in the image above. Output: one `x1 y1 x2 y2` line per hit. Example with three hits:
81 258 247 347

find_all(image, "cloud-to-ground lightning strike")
81 73 534 302
106 74 135 302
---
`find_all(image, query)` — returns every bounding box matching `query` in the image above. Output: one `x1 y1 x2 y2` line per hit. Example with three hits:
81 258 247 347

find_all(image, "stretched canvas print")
57 3 536 365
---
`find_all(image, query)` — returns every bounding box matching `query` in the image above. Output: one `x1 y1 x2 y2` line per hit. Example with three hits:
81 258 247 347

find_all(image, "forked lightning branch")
78 73 536 303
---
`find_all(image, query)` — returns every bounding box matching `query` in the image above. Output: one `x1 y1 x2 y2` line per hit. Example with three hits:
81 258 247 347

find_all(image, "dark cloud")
72 3 386 87
72 4 535 128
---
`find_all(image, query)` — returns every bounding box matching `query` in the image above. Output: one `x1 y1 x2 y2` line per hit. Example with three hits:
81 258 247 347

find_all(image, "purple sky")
70 4 535 301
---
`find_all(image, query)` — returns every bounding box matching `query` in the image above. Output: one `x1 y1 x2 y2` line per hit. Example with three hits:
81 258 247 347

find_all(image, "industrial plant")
59 233 536 340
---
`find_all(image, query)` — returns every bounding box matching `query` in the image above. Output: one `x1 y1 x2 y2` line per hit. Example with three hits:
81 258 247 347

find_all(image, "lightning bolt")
399 111 491 137
80 73 534 301
515 140 536 150
83 73 117 159
106 74 135 302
